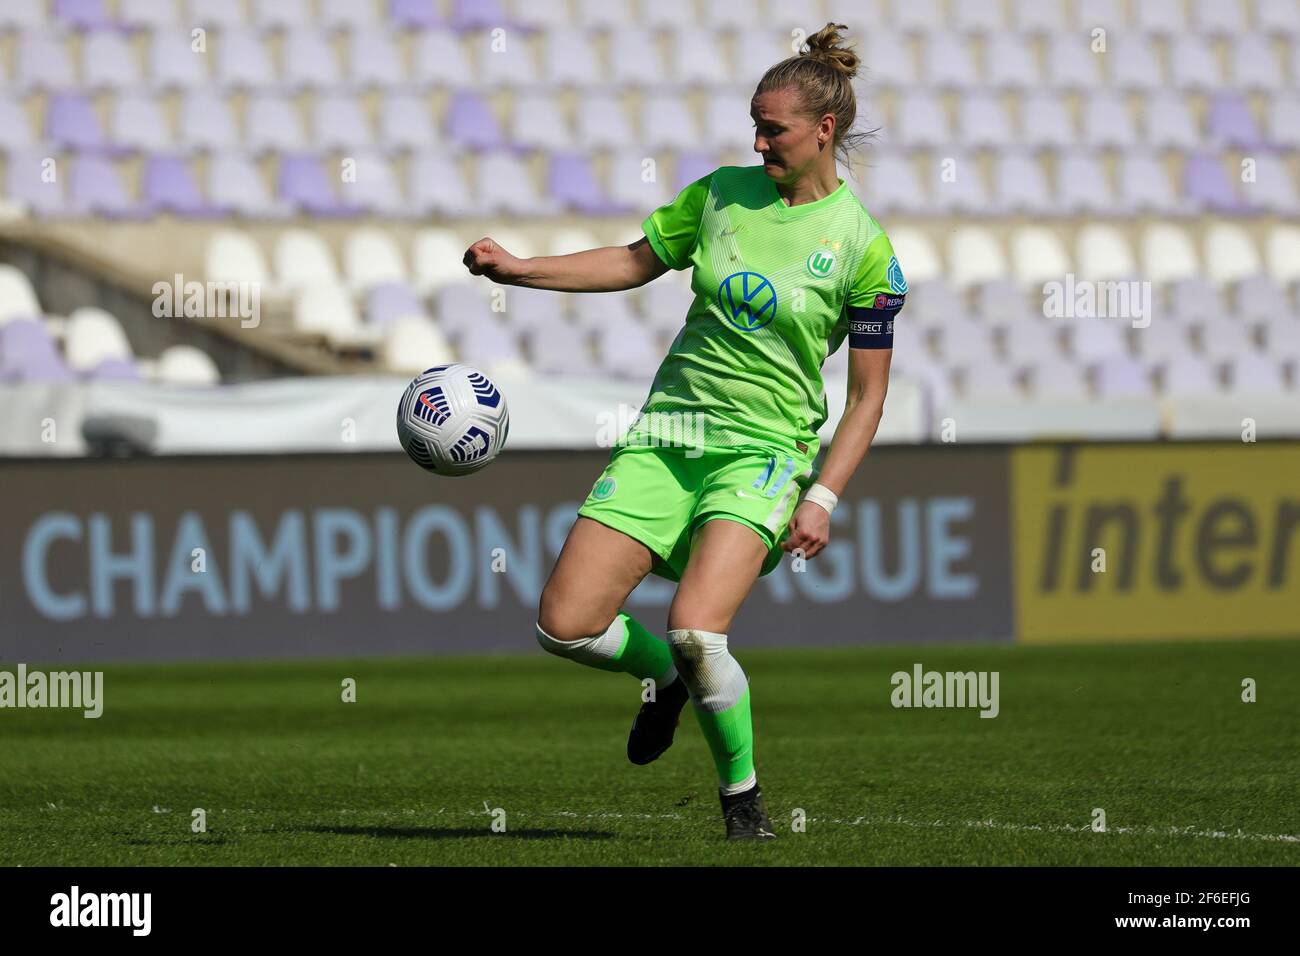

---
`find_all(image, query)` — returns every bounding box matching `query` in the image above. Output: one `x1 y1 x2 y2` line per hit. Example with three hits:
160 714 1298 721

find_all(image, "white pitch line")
42 805 1300 843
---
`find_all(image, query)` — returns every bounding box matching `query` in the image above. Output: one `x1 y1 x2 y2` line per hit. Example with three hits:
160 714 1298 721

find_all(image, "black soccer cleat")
627 676 690 765
720 784 777 841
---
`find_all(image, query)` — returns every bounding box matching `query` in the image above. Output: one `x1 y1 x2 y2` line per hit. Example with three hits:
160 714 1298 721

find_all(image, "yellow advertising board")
1013 444 1300 643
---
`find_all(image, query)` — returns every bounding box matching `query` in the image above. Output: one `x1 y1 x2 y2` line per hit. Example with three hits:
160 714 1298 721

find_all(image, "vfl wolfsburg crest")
591 476 617 500
806 249 836 278
717 271 777 332
887 255 908 294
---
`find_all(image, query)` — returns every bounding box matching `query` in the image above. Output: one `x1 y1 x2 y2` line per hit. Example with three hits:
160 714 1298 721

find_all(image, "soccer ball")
396 364 510 476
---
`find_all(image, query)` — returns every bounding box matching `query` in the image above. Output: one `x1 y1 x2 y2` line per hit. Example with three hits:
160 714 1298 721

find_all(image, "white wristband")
803 482 839 516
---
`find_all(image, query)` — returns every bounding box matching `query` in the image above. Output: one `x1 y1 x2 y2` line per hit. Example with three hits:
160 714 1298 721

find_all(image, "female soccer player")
463 23 904 840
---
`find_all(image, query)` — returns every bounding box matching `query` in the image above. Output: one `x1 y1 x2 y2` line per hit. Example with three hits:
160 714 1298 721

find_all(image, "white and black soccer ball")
396 364 509 476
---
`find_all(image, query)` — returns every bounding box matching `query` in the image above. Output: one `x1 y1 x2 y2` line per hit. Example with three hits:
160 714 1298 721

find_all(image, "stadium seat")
382 316 456 373
512 92 573 152
365 282 426 329
1093 355 1154 398
1225 354 1287 395
0 318 75 383
349 27 406 88
208 149 287 214
120 0 179 29
276 229 341 291
1011 226 1070 287
179 91 238 151
947 227 1007 289
1265 226 1300 286
252 0 311 29
144 154 215 217
0 265 42 323
413 229 470 293
83 31 142 89
112 93 172 152
1077 224 1137 281
984 32 1040 88
344 228 408 293
247 94 308 153
217 29 277 89
1024 357 1089 399
1204 223 1263 285
293 283 364 343
16 32 76 92
65 307 133 371
156 344 221 385
186 0 244 27
206 230 273 290
1141 224 1200 285
283 30 342 89
150 29 209 89
1162 355 1221 396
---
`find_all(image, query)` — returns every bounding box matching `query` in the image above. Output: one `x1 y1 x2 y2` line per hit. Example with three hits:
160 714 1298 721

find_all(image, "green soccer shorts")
576 443 816 582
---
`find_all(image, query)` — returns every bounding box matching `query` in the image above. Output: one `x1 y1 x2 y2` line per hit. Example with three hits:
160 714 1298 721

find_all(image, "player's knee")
536 583 607 643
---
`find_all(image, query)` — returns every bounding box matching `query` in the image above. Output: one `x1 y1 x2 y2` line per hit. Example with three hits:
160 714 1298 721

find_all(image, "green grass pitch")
2 639 1297 866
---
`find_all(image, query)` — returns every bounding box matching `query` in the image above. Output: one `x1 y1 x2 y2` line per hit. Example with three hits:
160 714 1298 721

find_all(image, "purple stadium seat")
0 319 75 383
278 154 362 217
53 0 112 29
446 92 505 150
548 152 617 215
71 155 142 218
389 0 443 29
144 154 215 217
365 282 425 328
1207 92 1264 149
448 0 510 32
1184 153 1245 214
47 93 108 151
672 151 718 193
119 0 178 30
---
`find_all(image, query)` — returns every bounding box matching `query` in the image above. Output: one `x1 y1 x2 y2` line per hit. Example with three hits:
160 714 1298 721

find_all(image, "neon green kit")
578 164 906 581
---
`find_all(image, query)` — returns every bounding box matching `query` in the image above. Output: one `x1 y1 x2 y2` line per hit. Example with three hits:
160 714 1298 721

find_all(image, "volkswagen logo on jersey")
717 271 777 332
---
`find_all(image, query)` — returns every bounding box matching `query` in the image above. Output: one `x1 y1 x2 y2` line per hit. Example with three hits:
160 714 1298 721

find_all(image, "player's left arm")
783 233 904 559
783 348 890 559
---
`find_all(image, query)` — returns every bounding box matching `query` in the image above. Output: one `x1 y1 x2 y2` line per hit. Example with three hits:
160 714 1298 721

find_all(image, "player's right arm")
462 172 712 292
462 236 668 292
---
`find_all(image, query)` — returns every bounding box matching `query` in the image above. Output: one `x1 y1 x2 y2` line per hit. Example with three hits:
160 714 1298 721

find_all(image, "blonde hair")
754 22 875 169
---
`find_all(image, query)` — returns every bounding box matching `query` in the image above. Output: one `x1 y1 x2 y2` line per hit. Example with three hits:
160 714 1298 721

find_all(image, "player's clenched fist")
463 237 523 285
782 500 831 559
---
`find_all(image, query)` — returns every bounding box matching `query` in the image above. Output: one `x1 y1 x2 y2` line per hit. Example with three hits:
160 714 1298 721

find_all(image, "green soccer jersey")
631 164 906 461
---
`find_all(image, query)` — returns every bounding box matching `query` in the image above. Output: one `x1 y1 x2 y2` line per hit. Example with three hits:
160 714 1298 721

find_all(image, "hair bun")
802 22 860 80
